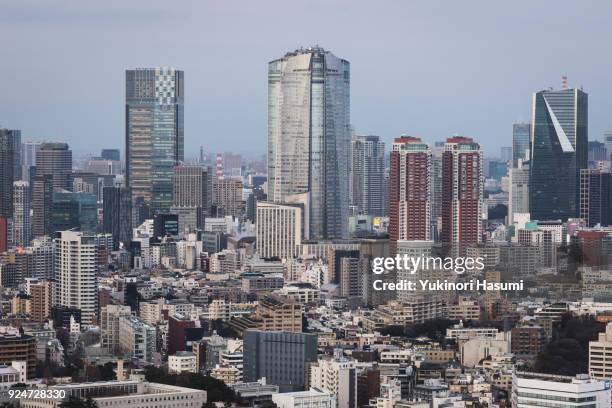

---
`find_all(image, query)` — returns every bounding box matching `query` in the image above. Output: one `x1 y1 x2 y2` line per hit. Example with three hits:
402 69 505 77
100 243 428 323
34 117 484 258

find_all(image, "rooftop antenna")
561 75 568 90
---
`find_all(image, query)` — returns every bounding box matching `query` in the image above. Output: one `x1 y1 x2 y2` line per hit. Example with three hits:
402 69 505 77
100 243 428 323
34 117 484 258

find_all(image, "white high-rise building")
268 47 350 239
256 199 305 260
12 181 30 247
54 231 98 324
309 355 357 408
508 162 529 225
512 372 611 408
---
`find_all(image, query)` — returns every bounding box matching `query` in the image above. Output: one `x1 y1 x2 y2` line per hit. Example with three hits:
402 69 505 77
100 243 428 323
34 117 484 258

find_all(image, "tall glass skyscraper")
351 135 385 217
0 129 20 217
268 47 350 239
125 67 184 214
512 123 531 167
530 88 587 221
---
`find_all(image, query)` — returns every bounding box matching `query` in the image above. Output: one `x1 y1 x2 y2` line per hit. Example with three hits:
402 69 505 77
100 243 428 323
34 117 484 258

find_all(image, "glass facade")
530 89 587 221
512 123 531 167
52 191 97 233
126 68 184 214
268 47 350 239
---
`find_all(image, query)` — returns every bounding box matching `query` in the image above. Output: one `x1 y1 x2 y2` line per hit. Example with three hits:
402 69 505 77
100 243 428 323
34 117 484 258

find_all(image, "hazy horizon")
2 0 612 158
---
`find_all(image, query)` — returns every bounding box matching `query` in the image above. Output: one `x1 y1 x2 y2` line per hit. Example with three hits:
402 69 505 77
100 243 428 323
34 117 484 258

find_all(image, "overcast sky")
1 0 611 158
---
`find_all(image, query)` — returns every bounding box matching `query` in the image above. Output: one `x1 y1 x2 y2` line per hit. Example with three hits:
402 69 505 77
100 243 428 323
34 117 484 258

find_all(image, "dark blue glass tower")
530 88 587 221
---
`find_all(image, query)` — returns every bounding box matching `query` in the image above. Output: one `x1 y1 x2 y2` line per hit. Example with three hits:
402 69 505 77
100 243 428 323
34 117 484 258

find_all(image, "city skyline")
3 1 612 157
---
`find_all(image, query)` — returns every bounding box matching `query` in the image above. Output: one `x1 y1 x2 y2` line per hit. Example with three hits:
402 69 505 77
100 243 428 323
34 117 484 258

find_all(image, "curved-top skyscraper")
268 47 350 239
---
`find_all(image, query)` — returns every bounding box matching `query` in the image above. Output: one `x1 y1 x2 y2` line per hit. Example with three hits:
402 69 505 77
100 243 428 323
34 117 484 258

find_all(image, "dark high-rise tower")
580 169 612 227
102 186 132 250
351 135 385 217
35 142 73 190
530 88 587 221
125 67 184 214
0 129 20 217
101 149 120 161
31 174 54 238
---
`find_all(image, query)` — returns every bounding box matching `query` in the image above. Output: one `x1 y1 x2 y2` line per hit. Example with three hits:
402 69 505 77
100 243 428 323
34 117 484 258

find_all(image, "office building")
212 177 243 217
351 135 385 217
169 206 202 234
255 294 303 332
101 305 132 354
30 281 52 323
31 174 53 238
52 190 97 232
589 141 608 163
54 231 98 324
589 322 612 379
501 146 513 162
172 165 212 216
511 372 610 408
530 88 588 221
441 137 483 253
35 142 72 190
256 201 304 259
489 160 508 181
168 351 198 374
103 186 132 250
25 380 207 408
0 327 36 379
29 237 54 280
580 169 612 227
0 129 20 218
389 136 431 241
21 141 41 182
86 157 122 176
0 217 7 253
118 316 157 362
153 213 179 238
511 325 547 359
268 47 350 239
328 248 361 304
101 149 120 161
508 163 530 225
167 314 195 355
272 389 336 408
125 67 184 213
12 181 30 247
243 330 318 392
310 356 357 408
605 132 612 161
512 123 531 167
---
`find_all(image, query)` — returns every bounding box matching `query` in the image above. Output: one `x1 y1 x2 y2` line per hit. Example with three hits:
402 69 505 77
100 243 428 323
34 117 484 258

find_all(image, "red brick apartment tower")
389 136 431 241
441 137 482 255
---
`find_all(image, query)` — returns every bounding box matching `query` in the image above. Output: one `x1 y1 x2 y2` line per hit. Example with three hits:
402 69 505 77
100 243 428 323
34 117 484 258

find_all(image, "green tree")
59 396 98 408
534 314 605 375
